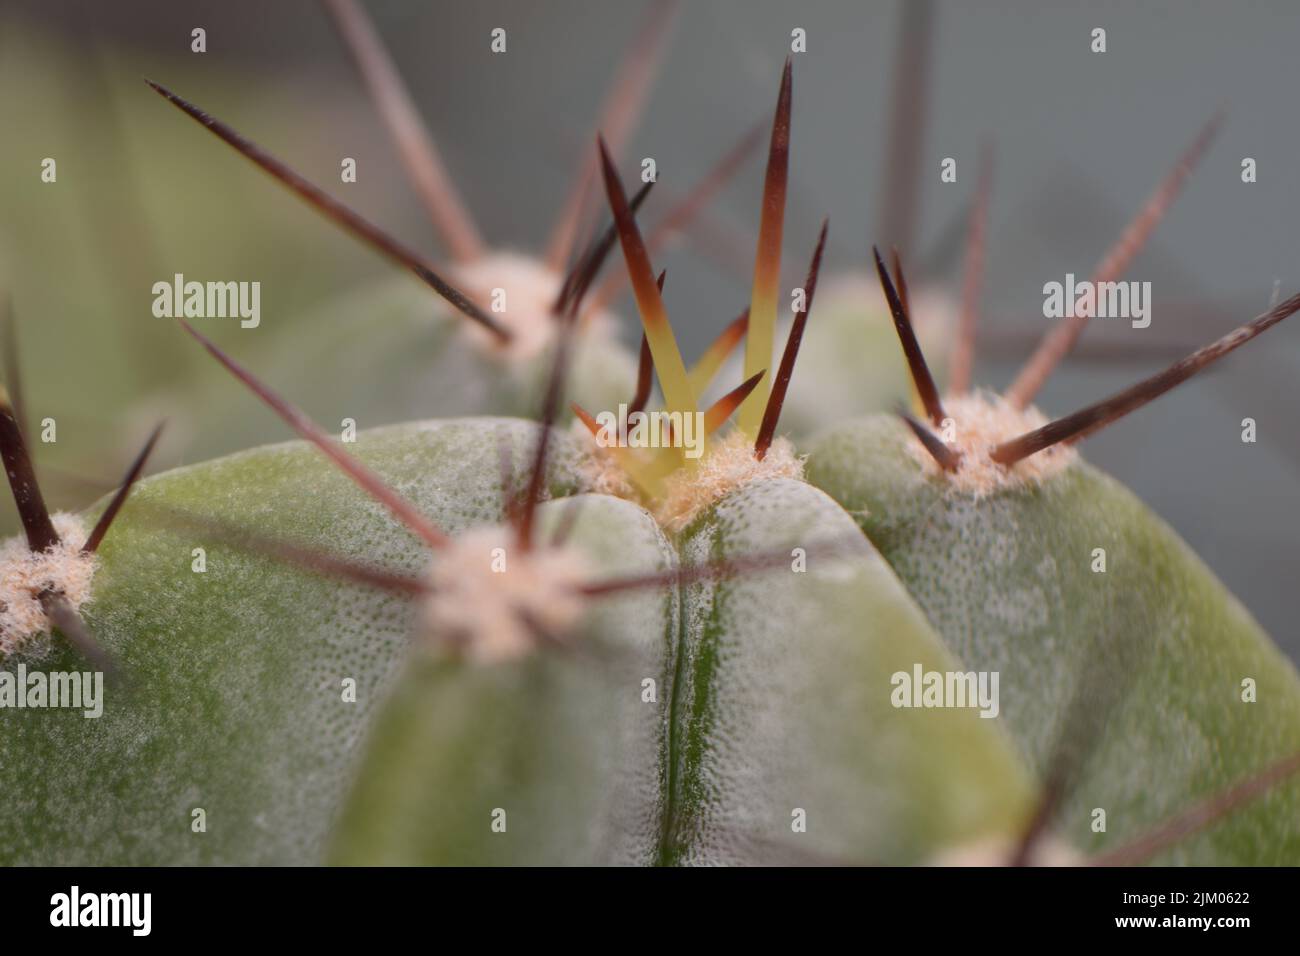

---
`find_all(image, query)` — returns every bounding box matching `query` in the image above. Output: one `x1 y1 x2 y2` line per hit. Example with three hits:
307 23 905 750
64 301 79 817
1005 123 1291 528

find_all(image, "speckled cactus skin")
9 399 1296 864
329 494 678 866
662 477 1031 865
330 477 1032 866
1 419 1037 866
0 419 588 865
806 415 1300 864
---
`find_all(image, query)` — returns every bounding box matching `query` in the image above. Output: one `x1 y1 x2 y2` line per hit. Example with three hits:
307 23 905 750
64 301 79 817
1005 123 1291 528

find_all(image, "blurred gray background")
3 0 1298 657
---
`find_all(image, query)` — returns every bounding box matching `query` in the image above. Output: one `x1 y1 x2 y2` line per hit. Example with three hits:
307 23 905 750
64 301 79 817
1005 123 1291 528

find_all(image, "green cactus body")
0 418 586 865
7 27 1292 872
663 476 1032 865
1 417 1035 866
329 493 677 865
329 476 1035 865
806 407 1300 864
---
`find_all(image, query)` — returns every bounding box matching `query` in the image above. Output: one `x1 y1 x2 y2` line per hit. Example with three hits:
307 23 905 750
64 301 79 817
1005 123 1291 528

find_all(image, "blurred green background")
1 0 1297 657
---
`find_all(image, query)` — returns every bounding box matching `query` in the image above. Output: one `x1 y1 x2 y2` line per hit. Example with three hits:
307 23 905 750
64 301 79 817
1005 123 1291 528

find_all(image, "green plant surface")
0 418 585 865
662 476 1032 865
806 414 1300 864
330 474 1037 865
329 493 677 865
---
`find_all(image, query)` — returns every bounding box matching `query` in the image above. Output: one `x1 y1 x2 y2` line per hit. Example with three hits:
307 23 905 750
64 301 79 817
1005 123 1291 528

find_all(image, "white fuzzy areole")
0 513 97 657
930 835 1082 867
570 420 639 501
451 251 616 362
909 390 1078 496
571 427 806 533
424 525 591 663
656 431 805 533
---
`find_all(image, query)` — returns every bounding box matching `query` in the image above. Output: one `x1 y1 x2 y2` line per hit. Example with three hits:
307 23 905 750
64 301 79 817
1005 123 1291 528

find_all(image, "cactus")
5 19 1300 871
328 112 1037 864
0 410 594 864
805 240 1300 864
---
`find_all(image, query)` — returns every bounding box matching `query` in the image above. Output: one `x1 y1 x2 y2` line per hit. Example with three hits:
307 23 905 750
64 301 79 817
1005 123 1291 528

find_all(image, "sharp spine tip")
754 219 828 459
873 246 946 428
